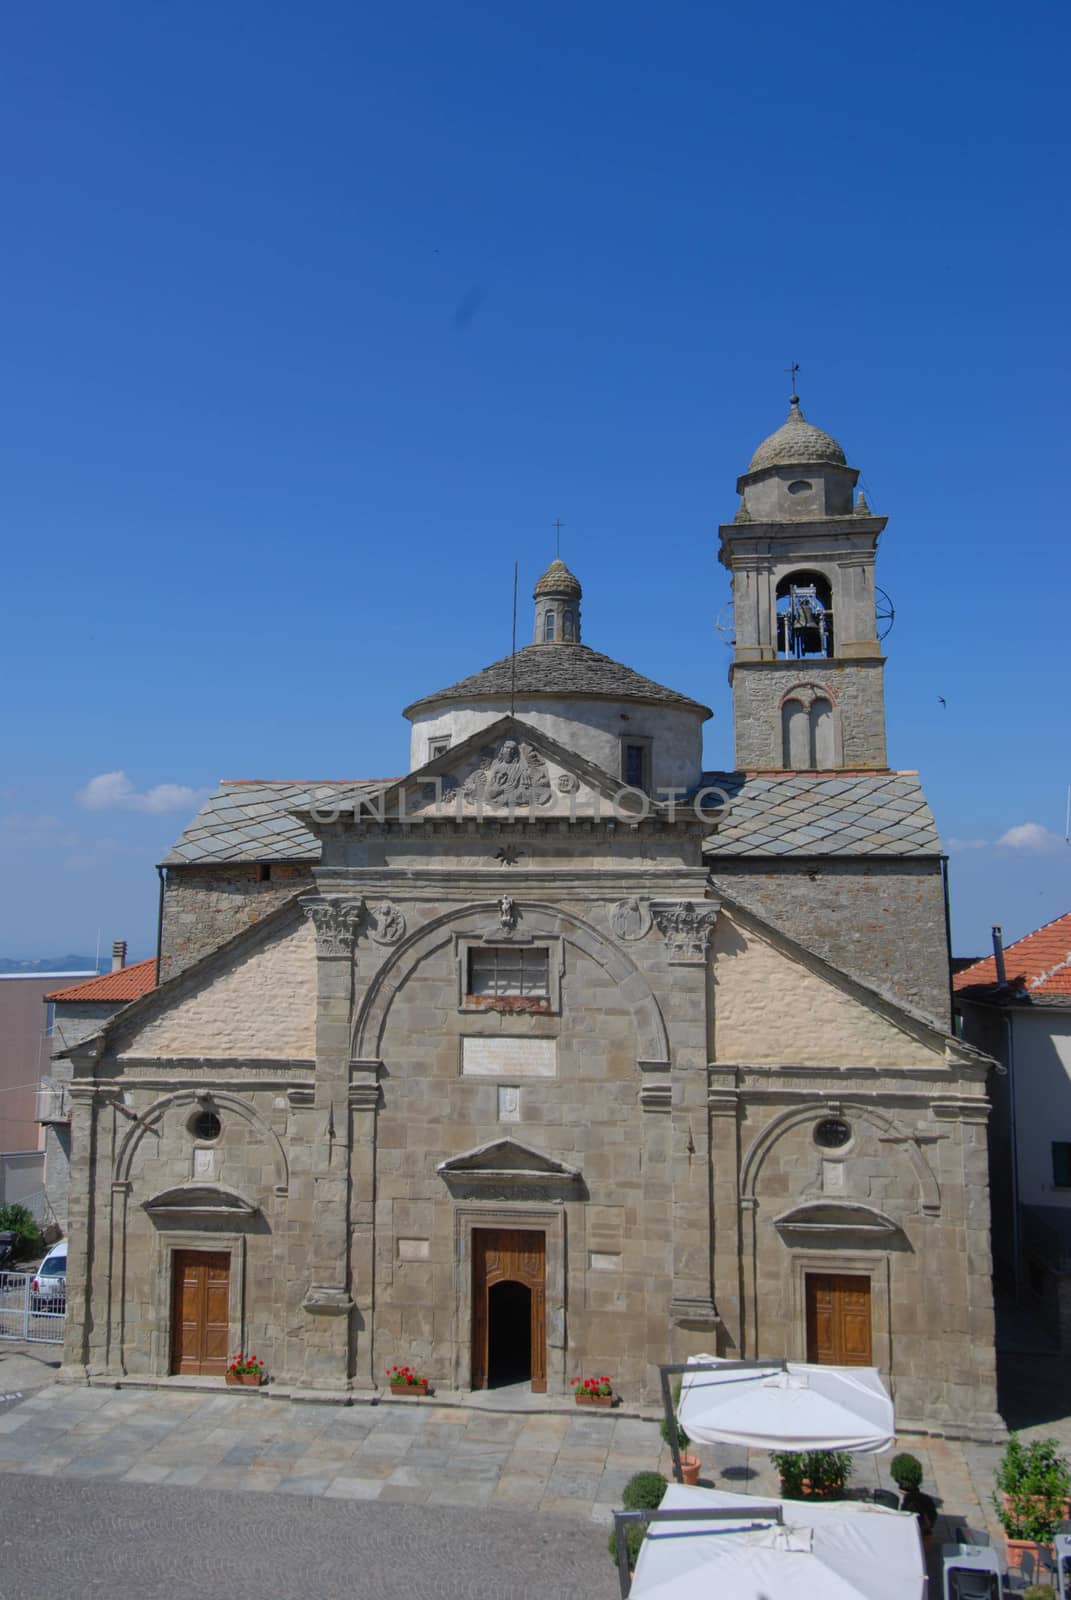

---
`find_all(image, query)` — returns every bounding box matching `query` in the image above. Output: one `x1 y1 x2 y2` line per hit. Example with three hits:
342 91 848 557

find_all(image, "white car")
32 1242 66 1304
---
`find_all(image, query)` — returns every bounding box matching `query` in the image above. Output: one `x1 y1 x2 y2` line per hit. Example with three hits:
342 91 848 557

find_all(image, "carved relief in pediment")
462 738 553 809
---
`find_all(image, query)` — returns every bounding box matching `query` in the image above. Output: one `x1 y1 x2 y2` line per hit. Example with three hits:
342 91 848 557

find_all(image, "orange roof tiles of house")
47 958 157 1003
954 911 1071 1001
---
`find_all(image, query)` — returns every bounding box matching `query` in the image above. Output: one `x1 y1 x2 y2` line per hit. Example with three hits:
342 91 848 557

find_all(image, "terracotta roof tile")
47 958 157 1003
954 911 1071 1001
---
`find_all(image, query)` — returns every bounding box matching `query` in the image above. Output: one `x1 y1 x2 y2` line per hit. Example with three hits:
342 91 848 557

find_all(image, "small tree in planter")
770 1449 852 1500
993 1434 1071 1574
661 1381 701 1484
890 1452 936 1538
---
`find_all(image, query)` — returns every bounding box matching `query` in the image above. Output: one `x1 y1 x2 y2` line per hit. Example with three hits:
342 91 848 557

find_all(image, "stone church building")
59 400 1000 1436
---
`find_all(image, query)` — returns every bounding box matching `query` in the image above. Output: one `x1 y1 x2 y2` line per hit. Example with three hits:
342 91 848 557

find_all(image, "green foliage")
622 1472 668 1511
890 1452 923 1492
992 1433 1071 1542
1021 1587 1055 1600
607 1520 646 1568
770 1449 853 1499
661 1381 689 1449
0 1205 41 1260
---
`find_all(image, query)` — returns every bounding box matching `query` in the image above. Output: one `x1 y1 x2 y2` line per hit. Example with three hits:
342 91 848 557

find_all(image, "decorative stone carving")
463 738 553 809
302 897 366 957
652 900 718 962
556 772 578 793
610 897 652 942
369 900 405 946
497 894 517 932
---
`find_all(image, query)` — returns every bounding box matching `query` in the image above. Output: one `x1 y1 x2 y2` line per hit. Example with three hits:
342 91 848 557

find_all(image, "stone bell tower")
719 397 889 772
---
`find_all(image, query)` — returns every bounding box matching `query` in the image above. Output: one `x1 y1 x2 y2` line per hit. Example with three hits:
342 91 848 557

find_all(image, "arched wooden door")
472 1228 546 1392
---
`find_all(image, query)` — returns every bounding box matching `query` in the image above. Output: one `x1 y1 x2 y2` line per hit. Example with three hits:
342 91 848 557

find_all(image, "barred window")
468 946 549 999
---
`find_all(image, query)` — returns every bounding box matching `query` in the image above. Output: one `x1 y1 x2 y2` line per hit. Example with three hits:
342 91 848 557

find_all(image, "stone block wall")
710 857 951 1028
731 658 887 770
160 863 314 980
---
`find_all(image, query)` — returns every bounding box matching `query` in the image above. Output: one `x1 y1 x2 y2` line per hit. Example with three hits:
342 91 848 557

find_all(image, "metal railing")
0 1271 65 1343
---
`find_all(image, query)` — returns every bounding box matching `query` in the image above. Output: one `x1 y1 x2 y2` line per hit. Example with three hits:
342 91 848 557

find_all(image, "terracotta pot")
225 1371 263 1387
390 1379 429 1395
574 1392 613 1407
680 1454 701 1486
1003 1538 1050 1580
1001 1490 1071 1523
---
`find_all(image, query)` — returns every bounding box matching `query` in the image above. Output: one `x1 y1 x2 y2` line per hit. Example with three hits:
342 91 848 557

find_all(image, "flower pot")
1003 1538 1050 1581
225 1371 263 1387
389 1379 429 1396
574 1393 612 1407
680 1454 701 1486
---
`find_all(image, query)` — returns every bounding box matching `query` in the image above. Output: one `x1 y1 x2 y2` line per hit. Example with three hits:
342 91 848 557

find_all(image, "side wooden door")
472 1229 546 1392
171 1250 231 1374
805 1273 872 1365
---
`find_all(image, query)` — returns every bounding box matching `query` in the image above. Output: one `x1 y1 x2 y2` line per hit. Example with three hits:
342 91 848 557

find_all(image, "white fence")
0 1271 65 1344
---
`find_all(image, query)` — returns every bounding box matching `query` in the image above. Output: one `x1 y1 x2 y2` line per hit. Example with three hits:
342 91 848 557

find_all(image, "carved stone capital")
302 896 366 957
651 899 719 962
302 1285 354 1316
669 1295 721 1331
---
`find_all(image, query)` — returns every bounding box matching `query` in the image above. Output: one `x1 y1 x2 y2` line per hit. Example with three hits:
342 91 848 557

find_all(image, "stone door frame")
150 1229 248 1378
452 1203 566 1395
787 1249 892 1377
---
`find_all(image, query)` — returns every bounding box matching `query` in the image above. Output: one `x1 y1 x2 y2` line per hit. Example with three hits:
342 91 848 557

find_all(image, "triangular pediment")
438 1138 580 1179
297 716 685 828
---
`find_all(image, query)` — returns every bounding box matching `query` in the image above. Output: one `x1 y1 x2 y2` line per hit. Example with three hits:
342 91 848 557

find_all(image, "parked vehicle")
31 1242 66 1304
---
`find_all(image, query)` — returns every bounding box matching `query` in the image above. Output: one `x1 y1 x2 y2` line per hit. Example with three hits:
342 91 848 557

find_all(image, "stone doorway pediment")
143 1183 259 1220
437 1139 583 1200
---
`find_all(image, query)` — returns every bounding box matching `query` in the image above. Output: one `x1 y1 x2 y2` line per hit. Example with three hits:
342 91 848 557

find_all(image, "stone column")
708 1066 741 1353
652 900 721 1349
58 1082 97 1381
299 896 364 1389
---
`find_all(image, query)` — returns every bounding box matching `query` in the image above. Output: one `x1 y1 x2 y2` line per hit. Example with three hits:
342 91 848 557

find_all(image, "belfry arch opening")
776 571 834 659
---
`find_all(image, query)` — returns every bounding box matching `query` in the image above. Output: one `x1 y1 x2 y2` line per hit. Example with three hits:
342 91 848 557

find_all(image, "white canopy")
629 1485 925 1600
677 1356 895 1454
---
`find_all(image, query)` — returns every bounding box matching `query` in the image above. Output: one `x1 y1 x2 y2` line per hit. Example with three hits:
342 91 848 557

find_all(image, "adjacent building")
57 399 1001 1437
0 969 93 1213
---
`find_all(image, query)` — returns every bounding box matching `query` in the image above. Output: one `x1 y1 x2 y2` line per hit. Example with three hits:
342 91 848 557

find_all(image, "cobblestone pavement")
0 1474 616 1599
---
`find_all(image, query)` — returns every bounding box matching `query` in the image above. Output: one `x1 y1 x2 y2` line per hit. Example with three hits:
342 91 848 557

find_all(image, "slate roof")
162 779 396 865
165 768 940 866
747 399 848 473
47 958 157 1003
702 770 941 857
954 910 1071 1003
403 643 711 717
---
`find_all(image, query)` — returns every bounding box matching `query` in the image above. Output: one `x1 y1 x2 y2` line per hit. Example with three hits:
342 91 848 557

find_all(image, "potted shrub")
890 1453 937 1539
661 1386 701 1485
770 1449 852 1500
225 1352 265 1387
608 1474 667 1572
387 1364 429 1396
993 1434 1071 1576
571 1375 613 1407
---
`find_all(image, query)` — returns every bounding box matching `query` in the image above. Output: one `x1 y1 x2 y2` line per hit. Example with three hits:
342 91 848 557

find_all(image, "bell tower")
719 396 889 772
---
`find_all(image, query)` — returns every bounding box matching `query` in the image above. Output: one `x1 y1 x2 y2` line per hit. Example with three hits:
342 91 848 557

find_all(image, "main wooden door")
171 1250 231 1375
805 1273 872 1365
472 1229 546 1392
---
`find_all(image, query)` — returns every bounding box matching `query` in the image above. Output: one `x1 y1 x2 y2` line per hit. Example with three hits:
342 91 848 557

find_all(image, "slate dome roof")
748 399 847 473
533 558 582 599
403 642 710 717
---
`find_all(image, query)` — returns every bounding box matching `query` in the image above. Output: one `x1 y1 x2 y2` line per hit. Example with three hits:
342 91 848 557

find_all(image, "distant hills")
0 956 102 975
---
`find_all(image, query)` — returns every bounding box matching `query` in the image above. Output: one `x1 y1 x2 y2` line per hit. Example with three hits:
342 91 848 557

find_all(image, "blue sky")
1 0 1068 961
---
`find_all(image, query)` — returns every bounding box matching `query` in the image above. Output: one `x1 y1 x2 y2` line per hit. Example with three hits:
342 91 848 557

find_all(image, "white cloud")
996 822 1066 852
77 771 209 815
946 821 1067 854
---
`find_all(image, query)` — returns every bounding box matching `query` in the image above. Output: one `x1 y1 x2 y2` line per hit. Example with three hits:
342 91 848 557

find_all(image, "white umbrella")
629 1485 924 1600
676 1355 894 1454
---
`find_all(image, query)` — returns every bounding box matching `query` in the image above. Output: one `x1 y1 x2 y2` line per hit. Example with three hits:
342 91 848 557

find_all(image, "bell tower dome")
719 396 889 772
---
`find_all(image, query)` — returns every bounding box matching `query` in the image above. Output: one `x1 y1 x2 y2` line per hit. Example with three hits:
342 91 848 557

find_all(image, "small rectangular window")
44 1003 55 1039
1054 1143 1071 1188
468 946 549 999
427 738 451 761
621 738 651 791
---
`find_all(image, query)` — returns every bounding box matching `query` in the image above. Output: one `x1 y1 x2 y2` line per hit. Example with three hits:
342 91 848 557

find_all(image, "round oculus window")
814 1116 851 1149
189 1110 222 1142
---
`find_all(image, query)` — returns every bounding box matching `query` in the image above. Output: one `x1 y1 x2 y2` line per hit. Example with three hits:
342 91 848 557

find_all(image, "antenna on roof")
510 561 518 716
1065 782 1070 845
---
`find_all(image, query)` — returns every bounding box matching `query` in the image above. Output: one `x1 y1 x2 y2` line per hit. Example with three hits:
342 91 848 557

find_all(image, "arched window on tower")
562 610 575 641
782 689 836 769
776 571 834 659
544 610 556 642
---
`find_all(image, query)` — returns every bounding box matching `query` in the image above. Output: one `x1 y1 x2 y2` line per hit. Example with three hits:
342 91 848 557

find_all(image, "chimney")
991 925 1007 987
111 939 127 973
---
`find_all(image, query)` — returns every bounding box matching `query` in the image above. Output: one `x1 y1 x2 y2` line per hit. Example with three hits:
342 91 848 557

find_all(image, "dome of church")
533 558 582 599
747 399 847 473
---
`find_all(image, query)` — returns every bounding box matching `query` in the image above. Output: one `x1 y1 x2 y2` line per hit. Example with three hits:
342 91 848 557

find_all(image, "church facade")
60 401 1001 1436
